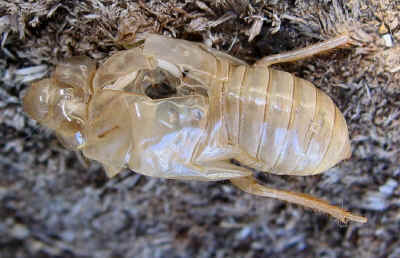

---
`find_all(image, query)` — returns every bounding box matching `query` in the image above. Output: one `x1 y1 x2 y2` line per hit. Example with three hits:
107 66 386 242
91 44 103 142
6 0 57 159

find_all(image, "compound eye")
23 79 52 122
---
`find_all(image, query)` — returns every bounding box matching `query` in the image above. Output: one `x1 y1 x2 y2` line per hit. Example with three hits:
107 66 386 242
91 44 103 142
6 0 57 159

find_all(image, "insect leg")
255 35 350 67
191 160 252 181
230 176 367 223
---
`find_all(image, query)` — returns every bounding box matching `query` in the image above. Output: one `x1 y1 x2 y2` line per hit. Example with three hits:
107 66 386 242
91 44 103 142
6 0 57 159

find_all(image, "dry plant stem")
255 35 350 66
231 177 367 223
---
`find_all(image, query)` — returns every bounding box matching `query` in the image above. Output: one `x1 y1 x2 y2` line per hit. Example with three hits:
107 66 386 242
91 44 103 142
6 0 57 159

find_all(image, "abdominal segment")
224 67 350 176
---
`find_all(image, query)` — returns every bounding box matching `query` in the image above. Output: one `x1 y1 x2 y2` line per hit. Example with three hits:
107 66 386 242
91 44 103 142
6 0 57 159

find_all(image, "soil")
1 1 399 258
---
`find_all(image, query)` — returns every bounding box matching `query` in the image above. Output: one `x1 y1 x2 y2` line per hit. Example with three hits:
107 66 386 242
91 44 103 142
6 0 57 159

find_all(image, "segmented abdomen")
224 66 351 176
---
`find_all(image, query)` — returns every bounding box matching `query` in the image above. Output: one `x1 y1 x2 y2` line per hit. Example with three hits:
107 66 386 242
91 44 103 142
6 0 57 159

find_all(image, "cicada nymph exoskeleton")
23 33 366 223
